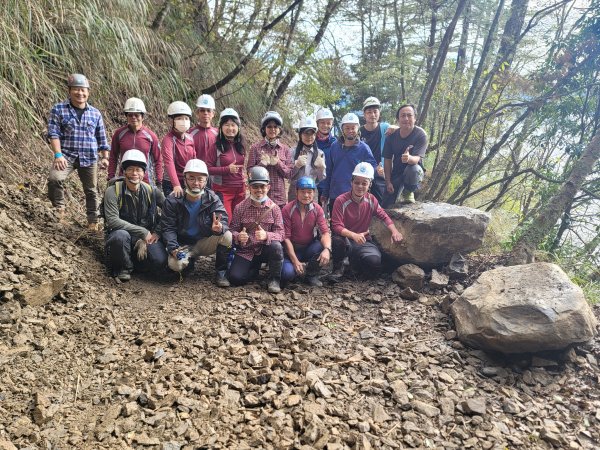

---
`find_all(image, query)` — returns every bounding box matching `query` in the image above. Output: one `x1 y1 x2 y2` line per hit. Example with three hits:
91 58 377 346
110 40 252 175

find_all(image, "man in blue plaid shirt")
47 73 109 230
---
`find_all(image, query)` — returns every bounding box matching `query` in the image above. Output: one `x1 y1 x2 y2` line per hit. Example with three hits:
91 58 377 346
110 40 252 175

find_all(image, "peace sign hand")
212 212 223 233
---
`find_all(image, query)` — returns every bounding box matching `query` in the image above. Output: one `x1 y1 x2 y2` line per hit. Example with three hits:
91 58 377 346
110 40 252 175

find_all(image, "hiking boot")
330 263 345 282
401 191 415 203
117 270 131 281
87 222 100 232
215 270 230 288
306 275 323 287
267 279 281 294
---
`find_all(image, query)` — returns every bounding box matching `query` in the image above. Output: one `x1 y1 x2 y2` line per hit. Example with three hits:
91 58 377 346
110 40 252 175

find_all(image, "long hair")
216 117 245 155
294 130 319 167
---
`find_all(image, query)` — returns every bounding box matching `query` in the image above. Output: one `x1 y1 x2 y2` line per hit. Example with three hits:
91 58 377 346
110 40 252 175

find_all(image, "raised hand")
212 212 223 233
401 146 412 164
239 227 249 246
255 225 267 241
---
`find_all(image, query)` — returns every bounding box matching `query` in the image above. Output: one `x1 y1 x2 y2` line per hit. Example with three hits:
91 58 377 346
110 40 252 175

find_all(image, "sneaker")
401 191 415 203
267 279 281 294
306 275 323 287
117 270 131 281
87 222 100 231
215 271 230 288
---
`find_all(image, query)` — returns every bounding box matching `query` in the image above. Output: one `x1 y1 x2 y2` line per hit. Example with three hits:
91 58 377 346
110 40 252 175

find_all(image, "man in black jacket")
104 150 167 281
161 159 232 287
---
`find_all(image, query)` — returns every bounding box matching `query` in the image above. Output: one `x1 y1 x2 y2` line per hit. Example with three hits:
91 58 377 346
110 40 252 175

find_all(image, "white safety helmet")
121 149 147 171
219 107 240 122
167 101 192 118
298 117 318 132
67 73 90 88
196 94 216 110
316 108 334 121
123 97 146 114
183 159 209 176
362 96 381 110
261 111 283 128
183 159 208 176
341 112 360 126
352 162 374 180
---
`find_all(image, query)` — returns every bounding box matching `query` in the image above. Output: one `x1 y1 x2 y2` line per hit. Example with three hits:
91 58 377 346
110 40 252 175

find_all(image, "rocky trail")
1 181 600 449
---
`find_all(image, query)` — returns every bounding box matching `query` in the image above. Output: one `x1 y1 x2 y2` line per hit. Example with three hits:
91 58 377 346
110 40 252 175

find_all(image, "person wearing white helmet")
161 101 196 197
228 166 285 294
330 162 403 281
320 112 377 214
108 97 162 188
189 94 218 162
103 150 167 281
315 107 337 153
205 108 246 223
382 104 428 206
47 73 109 230
288 116 327 201
248 111 293 208
161 158 232 287
360 96 398 204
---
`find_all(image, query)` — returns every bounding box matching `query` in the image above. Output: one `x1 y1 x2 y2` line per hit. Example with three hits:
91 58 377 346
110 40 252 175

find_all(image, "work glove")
134 240 148 261
260 153 270 166
269 154 279 166
295 154 308 168
314 154 326 169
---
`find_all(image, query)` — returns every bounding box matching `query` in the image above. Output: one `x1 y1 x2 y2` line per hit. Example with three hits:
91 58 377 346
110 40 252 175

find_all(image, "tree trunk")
455 0 471 73
268 0 342 108
202 0 302 95
509 131 600 264
150 0 171 31
417 0 468 125
393 0 406 100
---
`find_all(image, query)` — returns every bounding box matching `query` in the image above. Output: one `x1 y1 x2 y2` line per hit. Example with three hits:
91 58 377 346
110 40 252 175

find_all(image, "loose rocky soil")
1 177 600 450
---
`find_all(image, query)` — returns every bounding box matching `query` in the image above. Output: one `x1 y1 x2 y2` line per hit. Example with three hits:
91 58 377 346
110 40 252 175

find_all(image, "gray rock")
448 253 469 280
411 400 440 417
430 269 449 288
392 264 425 290
371 202 490 267
451 263 597 353
19 277 68 306
460 397 486 415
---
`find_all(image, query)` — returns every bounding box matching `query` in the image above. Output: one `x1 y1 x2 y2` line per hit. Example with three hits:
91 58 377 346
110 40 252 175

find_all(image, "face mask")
250 195 269 203
174 118 190 133
185 188 204 198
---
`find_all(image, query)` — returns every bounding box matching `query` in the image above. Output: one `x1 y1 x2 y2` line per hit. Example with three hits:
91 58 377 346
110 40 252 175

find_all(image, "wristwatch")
324 247 332 253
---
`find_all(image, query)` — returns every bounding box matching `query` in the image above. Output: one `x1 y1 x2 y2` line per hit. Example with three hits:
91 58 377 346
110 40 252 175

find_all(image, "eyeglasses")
186 176 207 183
249 184 268 190
399 113 414 118
127 113 142 119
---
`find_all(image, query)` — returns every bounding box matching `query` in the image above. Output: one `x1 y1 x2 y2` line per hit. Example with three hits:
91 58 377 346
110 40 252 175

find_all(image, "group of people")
47 73 428 292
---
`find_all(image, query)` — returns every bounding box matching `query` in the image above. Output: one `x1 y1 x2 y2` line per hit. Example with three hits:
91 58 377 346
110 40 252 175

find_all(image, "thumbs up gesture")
255 224 267 241
212 212 223 233
239 227 249 246
402 146 412 164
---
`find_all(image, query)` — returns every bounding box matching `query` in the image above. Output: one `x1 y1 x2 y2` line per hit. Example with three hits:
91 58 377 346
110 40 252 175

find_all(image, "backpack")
100 178 158 230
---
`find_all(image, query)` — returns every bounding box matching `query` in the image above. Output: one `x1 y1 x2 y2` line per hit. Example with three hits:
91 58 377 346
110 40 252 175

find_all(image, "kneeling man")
331 162 403 280
104 150 167 281
161 159 231 287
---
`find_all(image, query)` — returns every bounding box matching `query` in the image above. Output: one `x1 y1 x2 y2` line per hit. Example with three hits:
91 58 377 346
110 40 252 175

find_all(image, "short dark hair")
396 104 417 119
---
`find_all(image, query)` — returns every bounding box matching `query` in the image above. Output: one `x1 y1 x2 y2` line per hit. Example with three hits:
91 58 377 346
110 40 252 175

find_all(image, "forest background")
0 0 598 299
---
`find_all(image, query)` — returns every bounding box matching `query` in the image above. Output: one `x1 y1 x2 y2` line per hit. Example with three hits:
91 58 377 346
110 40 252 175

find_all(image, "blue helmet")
296 176 317 190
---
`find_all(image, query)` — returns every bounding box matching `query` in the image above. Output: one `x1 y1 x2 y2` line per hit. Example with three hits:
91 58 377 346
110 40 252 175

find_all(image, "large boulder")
450 263 597 353
370 202 490 267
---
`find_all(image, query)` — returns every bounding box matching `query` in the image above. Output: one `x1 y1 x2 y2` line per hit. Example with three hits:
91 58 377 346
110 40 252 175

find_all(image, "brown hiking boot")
87 222 100 232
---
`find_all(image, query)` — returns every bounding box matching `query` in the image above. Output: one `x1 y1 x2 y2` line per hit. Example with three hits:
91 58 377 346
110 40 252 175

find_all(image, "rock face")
371 202 490 267
451 263 597 353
